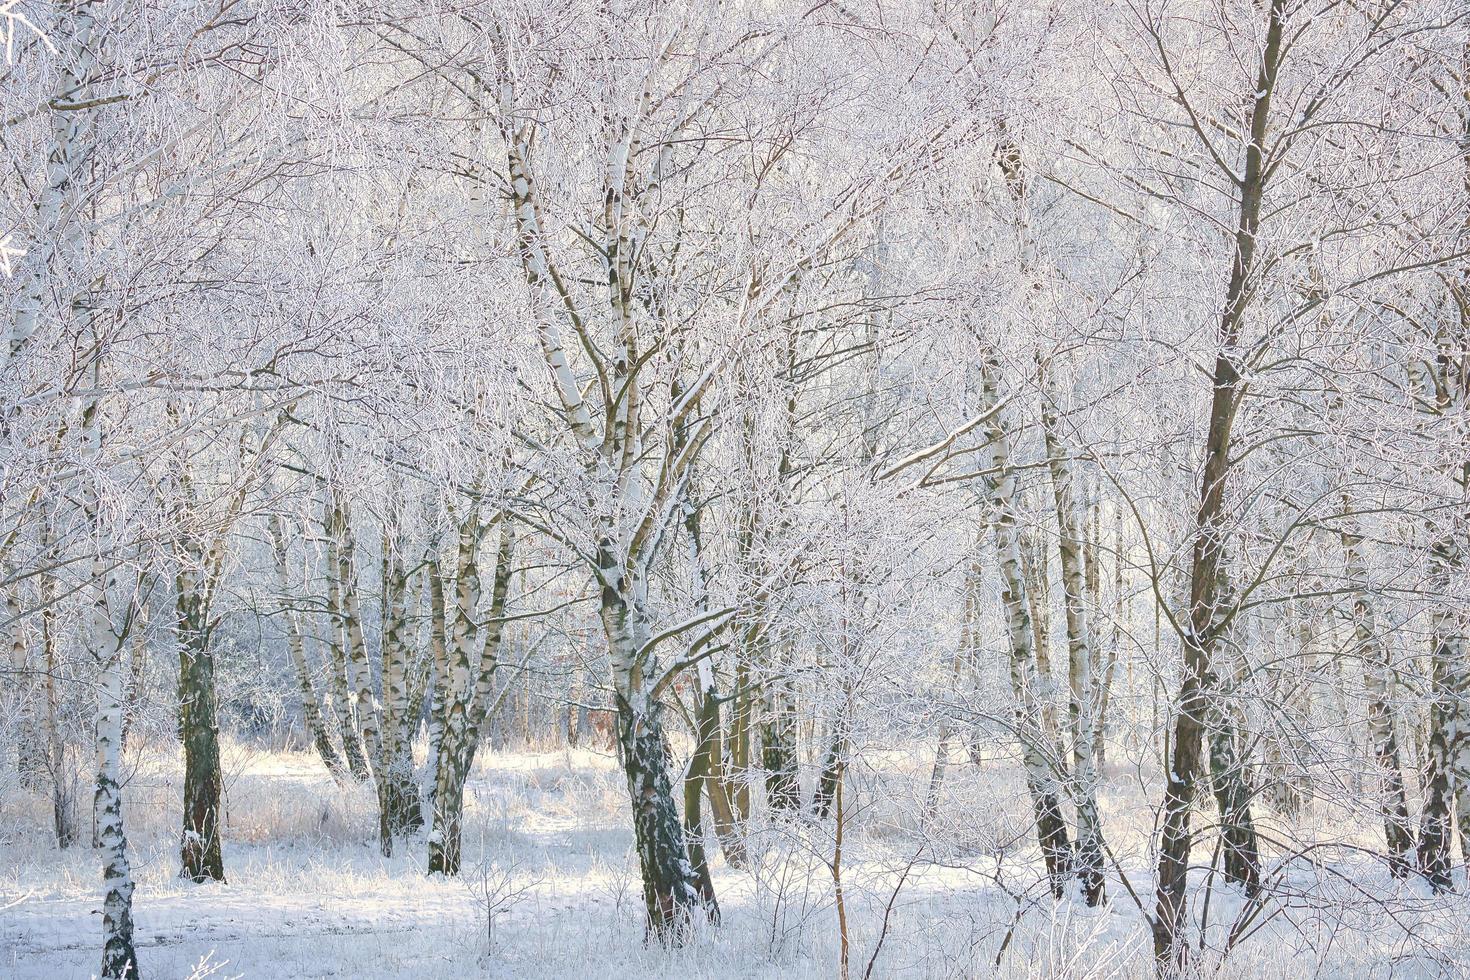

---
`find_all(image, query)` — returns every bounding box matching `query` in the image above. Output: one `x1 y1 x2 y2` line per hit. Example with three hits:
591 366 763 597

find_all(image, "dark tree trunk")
682 682 722 914
727 664 754 825
1152 1 1282 966
428 774 467 876
1152 634 1207 968
761 679 801 814
1026 771 1074 900
618 694 707 939
1205 704 1261 893
178 588 225 884
384 762 422 837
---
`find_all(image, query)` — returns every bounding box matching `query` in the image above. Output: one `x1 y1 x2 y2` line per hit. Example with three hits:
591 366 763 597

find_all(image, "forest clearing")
8 740 1470 978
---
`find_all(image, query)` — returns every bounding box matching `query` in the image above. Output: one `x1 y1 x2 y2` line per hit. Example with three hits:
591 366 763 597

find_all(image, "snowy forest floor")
5 741 1470 979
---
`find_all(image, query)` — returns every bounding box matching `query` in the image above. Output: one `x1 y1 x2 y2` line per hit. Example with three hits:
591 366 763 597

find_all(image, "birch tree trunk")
977 353 1073 897
1416 61 1470 889
3 0 98 862
428 515 515 877
927 561 981 821
81 386 140 979
1040 368 1107 905
326 489 394 853
39 5 145 964
493 28 714 935
1346 514 1411 875
322 495 370 781
94 577 140 980
5 0 93 371
267 514 345 781
378 515 422 836
601 554 707 935
422 547 449 809
427 509 480 875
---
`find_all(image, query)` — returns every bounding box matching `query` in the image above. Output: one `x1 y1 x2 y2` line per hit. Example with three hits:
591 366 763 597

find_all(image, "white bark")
975 351 1072 894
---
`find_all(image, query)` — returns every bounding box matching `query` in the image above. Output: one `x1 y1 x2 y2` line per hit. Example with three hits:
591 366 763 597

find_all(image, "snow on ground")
4 742 1470 978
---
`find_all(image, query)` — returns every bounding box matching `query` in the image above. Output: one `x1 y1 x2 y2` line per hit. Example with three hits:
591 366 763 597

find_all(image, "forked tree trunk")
497 52 714 938
328 492 395 853
601 548 707 936
322 500 370 781
429 518 514 876
378 521 422 837
428 511 483 875
698 679 745 866
680 660 744 874
675 392 745 871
